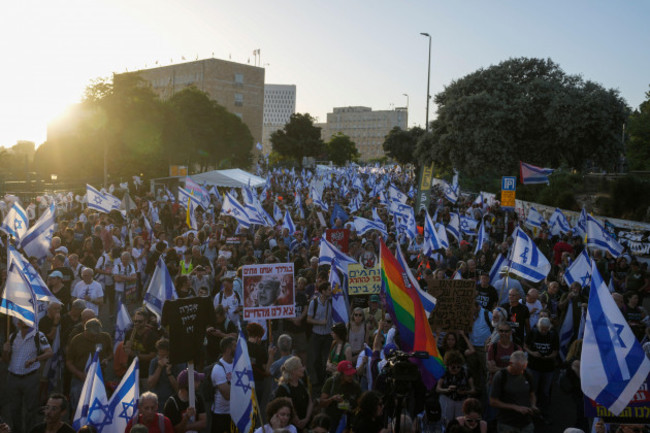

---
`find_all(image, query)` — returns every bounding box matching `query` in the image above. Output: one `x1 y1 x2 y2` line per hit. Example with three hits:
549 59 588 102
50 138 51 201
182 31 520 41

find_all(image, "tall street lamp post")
420 32 431 132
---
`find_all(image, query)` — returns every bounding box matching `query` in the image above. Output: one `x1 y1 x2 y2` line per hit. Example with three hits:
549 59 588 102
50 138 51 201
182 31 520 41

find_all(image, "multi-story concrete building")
321 106 408 161
262 84 296 155
126 58 265 146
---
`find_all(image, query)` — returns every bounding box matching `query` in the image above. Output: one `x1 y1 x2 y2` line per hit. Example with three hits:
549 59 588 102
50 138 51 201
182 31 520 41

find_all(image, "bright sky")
1 0 648 148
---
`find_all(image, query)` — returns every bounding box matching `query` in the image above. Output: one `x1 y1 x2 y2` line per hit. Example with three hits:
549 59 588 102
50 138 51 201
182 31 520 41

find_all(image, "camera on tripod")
383 349 428 395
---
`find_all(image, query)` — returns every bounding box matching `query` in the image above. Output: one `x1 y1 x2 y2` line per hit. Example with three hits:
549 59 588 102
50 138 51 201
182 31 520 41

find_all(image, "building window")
235 93 243 106
234 73 244 85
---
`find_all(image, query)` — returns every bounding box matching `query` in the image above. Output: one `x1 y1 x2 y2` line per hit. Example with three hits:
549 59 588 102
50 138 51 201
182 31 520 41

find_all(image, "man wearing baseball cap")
320 360 361 429
162 369 207 433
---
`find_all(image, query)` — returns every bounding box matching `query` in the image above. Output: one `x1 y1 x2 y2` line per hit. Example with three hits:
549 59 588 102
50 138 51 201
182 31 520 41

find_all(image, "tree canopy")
382 126 425 167
416 57 629 174
270 113 325 164
626 86 650 171
33 74 253 182
326 133 359 166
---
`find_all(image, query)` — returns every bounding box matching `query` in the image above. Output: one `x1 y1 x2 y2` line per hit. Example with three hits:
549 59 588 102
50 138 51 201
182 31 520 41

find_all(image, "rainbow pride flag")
379 239 445 387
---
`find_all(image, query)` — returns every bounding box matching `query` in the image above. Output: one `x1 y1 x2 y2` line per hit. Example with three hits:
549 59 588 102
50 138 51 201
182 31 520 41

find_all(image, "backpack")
497 368 533 396
10 331 43 355
201 361 225 402
131 412 165 432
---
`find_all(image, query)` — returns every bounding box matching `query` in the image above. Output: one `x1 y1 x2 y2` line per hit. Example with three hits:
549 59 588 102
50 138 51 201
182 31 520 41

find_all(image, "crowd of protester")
0 165 649 433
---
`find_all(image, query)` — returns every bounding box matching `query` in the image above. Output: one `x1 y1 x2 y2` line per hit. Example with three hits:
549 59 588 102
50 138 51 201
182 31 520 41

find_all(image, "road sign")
502 176 517 191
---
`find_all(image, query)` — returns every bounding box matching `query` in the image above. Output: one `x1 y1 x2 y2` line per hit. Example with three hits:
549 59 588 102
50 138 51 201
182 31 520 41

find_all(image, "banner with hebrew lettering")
242 263 295 320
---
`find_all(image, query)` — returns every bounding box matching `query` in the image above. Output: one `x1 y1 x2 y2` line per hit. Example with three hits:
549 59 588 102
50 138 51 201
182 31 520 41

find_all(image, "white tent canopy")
189 169 266 188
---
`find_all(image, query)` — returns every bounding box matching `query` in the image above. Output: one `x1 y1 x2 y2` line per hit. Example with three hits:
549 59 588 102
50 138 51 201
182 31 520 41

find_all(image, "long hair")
279 356 302 385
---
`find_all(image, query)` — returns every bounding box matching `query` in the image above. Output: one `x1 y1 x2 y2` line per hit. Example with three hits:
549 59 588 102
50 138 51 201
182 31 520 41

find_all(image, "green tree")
417 57 628 174
626 87 650 170
326 133 359 165
382 126 424 166
271 113 325 164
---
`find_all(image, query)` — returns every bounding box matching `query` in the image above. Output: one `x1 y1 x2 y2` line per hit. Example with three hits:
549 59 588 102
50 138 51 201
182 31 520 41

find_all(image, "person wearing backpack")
126 391 174 433
307 281 334 389
208 336 237 433
2 319 53 433
489 351 538 433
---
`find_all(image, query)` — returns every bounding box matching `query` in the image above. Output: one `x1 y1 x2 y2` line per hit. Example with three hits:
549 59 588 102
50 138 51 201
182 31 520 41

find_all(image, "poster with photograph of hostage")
242 262 295 320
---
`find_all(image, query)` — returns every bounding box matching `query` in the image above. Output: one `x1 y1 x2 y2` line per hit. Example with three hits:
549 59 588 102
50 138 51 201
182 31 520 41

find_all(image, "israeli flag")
574 208 588 237
0 262 38 327
395 209 417 240
446 212 461 243
273 203 283 222
114 301 132 354
209 185 221 199
559 300 575 361
474 221 488 254
395 245 436 316
389 185 407 204
525 207 546 230
473 192 484 206
329 260 349 324
72 348 108 431
586 215 623 258
0 202 29 241
520 161 554 185
319 238 358 274
580 262 650 415
282 211 296 234
564 249 592 287
185 177 211 208
143 257 178 321
442 181 458 204
353 216 388 237
372 208 382 223
178 187 203 209
460 216 478 236
423 212 444 256
103 191 122 211
508 227 551 282
489 253 509 286
231 329 257 433
105 358 139 433
435 223 450 249
18 204 55 260
86 184 113 214
389 201 412 218
8 246 59 303
549 208 571 236
222 192 251 228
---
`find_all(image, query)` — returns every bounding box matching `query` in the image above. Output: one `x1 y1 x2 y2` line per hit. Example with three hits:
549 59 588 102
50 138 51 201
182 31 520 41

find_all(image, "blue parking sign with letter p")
502 176 516 191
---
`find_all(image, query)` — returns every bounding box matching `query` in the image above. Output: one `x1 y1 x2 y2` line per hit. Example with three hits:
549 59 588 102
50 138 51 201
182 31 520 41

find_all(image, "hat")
177 369 205 389
383 343 398 357
369 294 380 303
54 246 68 254
84 318 103 334
49 270 64 279
336 360 356 376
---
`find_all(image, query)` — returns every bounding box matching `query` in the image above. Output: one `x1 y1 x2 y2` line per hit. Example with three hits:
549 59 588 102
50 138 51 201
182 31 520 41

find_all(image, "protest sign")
347 263 380 295
326 228 350 253
429 279 476 332
242 263 295 320
161 297 216 364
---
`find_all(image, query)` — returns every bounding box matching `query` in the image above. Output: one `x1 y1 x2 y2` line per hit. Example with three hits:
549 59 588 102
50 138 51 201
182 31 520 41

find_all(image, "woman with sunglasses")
445 398 487 433
326 323 353 376
348 308 367 361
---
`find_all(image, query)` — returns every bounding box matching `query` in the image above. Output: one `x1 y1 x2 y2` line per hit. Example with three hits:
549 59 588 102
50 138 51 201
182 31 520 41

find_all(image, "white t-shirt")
211 358 234 414
213 291 241 324
71 280 104 315
526 299 543 328
112 261 136 294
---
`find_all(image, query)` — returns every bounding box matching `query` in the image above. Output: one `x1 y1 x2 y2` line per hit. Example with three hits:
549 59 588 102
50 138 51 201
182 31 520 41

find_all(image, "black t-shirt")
29 422 76 433
247 341 269 383
351 414 384 433
283 290 308 333
476 283 498 311
163 393 206 427
161 297 216 364
525 329 558 372
205 319 238 365
274 380 310 419
490 370 533 428
501 302 530 345
49 266 76 293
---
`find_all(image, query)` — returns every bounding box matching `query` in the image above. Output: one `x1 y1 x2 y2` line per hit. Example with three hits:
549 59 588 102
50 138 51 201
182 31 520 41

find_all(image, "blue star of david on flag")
234 368 254 394
118 397 136 420
14 219 22 230
87 397 113 432
231 330 256 433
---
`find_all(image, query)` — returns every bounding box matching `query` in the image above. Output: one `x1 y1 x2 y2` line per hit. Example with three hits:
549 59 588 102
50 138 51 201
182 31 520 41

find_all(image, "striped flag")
520 161 554 185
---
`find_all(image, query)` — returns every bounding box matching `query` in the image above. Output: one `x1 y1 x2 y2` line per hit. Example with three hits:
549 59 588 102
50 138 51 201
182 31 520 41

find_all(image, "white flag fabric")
435 223 450 250
580 262 650 415
8 246 59 303
329 260 349 324
549 208 571 236
282 211 296 234
474 221 488 254
525 206 546 230
446 212 461 243
353 217 388 237
231 330 257 433
460 216 478 236
586 214 623 258
0 262 38 327
423 211 444 257
114 302 132 354
105 358 140 433
319 238 358 273
508 227 551 282
273 203 283 222
72 349 108 431
564 249 592 287
489 253 509 286
19 204 55 260
0 202 29 240
178 187 203 209
143 257 178 321
222 192 251 228
86 184 113 214
389 185 407 204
